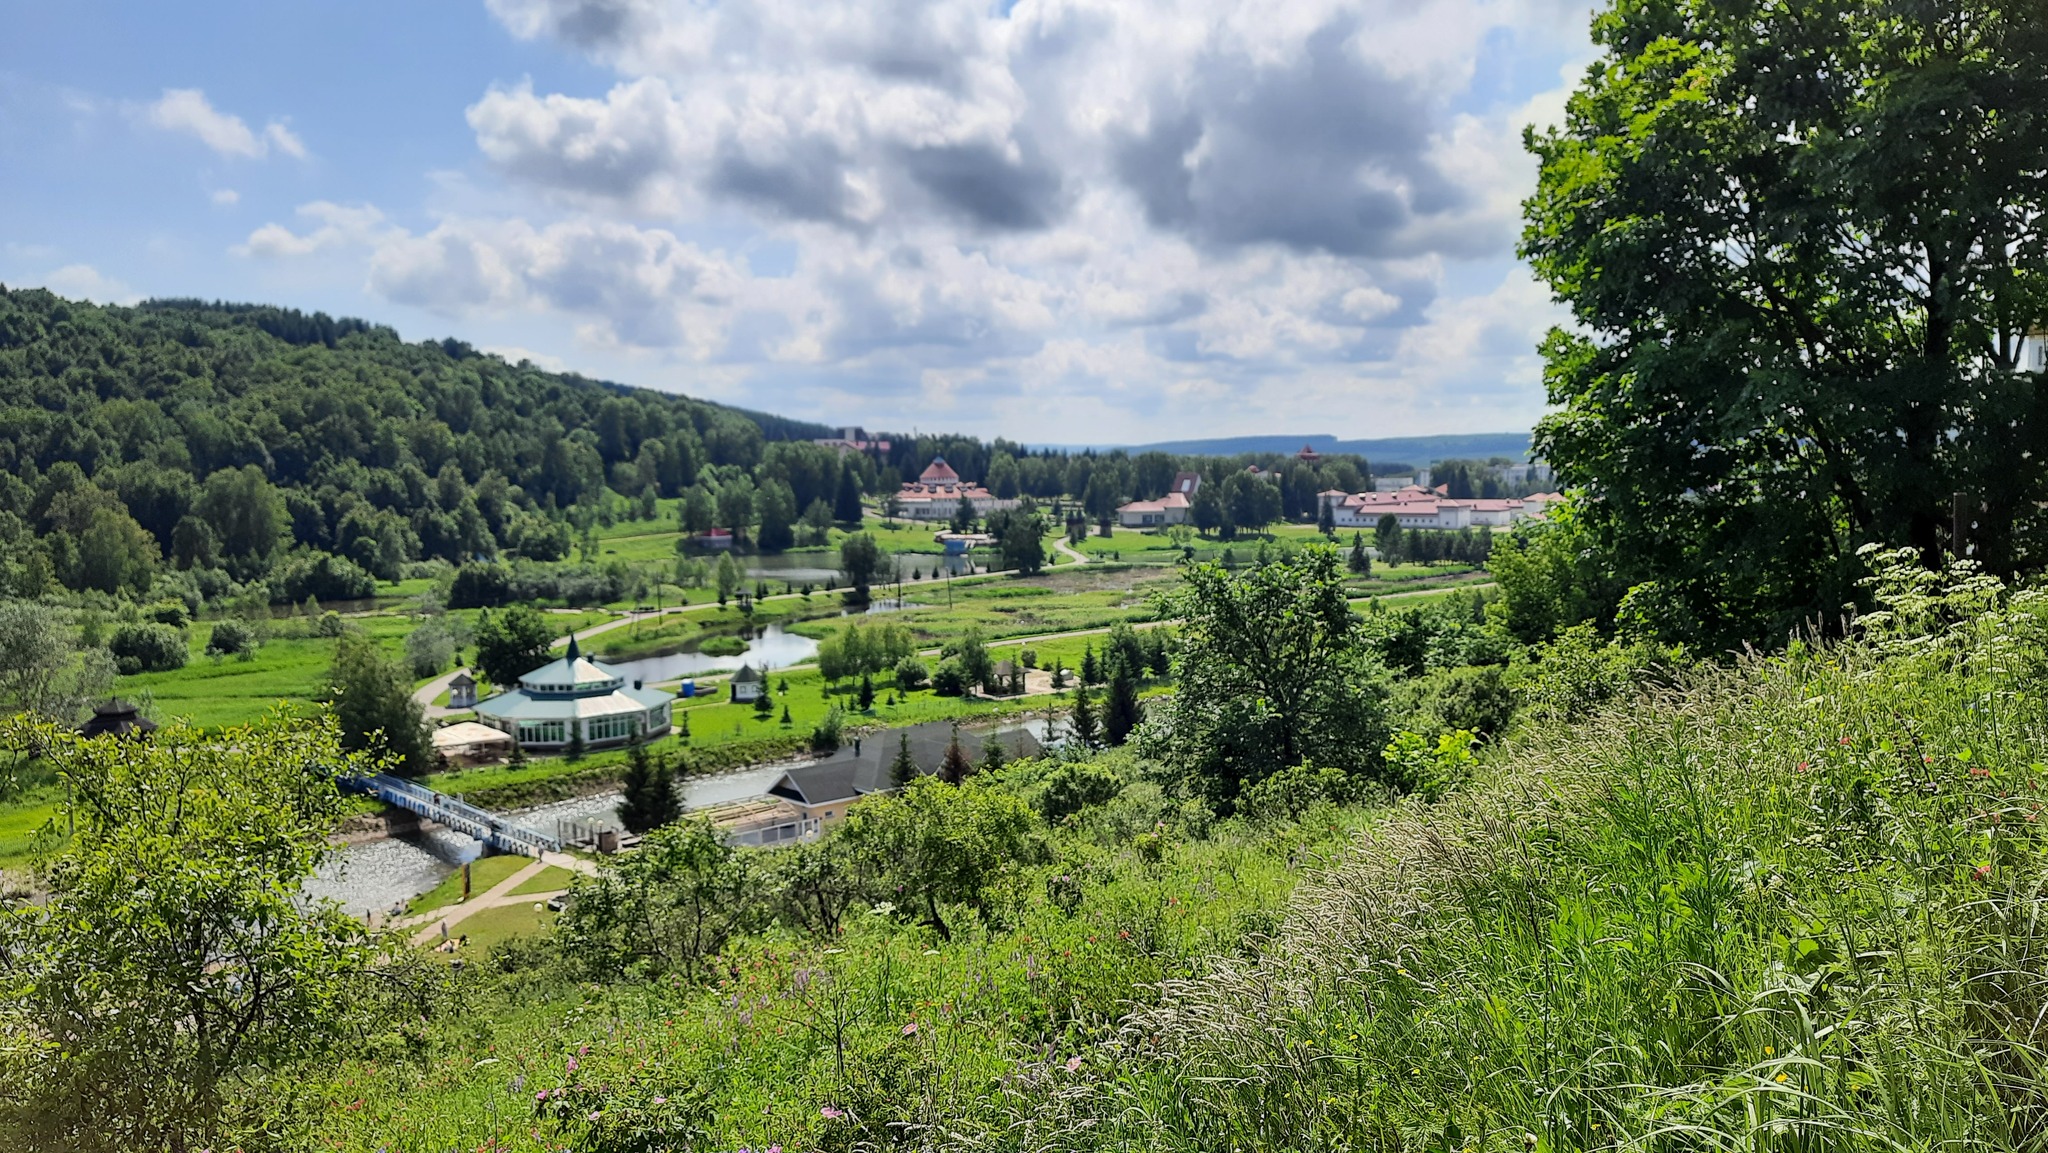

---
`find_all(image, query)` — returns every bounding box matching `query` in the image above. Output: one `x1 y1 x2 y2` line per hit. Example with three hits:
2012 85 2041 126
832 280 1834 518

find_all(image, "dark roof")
78 699 157 740
732 664 763 683
768 721 1044 807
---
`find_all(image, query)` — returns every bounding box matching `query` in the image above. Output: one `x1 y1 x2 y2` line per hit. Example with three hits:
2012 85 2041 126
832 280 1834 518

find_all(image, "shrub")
1237 761 1356 823
314 611 347 638
928 657 968 697
109 622 187 674
447 562 512 609
144 600 190 628
697 635 747 657
1038 760 1123 824
894 655 928 693
205 619 258 658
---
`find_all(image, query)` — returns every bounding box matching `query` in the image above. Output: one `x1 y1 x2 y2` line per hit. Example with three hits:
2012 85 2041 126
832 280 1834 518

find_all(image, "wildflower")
535 1091 547 1102
565 1057 578 1074
821 1106 847 1120
1774 1073 1788 1084
902 1022 919 1036
1795 762 1809 773
1838 736 1852 746
651 1096 667 1106
1975 864 1994 881
1066 1055 1083 1072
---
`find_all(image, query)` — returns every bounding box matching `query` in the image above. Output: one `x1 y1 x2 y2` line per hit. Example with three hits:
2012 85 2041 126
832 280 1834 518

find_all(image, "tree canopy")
1523 0 2048 646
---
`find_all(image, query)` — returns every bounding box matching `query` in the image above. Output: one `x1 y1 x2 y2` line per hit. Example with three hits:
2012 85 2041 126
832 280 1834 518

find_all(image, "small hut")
448 671 478 709
731 664 765 702
78 699 157 740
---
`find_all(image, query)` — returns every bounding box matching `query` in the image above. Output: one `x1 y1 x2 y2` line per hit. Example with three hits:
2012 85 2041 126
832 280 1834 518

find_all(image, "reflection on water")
306 827 482 917
504 762 800 836
741 551 970 582
603 623 820 683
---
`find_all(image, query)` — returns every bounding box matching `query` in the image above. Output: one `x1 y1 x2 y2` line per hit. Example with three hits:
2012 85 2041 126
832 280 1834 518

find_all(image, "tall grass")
1020 582 2048 1150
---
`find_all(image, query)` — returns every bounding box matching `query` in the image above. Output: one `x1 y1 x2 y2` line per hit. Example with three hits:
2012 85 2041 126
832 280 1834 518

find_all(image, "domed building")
474 636 673 750
891 455 1018 522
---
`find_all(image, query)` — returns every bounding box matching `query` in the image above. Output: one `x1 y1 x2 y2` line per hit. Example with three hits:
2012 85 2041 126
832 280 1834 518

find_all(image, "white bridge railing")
340 772 561 857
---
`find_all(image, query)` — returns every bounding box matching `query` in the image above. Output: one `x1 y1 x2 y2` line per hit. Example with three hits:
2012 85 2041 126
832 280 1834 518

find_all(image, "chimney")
633 679 643 690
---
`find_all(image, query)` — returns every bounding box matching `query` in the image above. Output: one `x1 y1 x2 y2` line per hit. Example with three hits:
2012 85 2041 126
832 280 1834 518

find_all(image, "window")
518 720 566 744
586 714 637 743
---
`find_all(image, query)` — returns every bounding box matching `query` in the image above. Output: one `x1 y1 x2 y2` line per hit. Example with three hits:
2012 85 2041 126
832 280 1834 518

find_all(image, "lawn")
508 865 577 895
0 789 62 872
447 902 558 953
406 854 534 916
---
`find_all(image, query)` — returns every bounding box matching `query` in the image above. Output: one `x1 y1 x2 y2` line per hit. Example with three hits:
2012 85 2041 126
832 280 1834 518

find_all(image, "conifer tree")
1103 655 1143 746
858 673 875 711
1080 644 1101 686
940 725 973 784
619 741 680 833
1348 531 1371 575
889 733 918 788
1069 685 1100 750
978 734 1006 775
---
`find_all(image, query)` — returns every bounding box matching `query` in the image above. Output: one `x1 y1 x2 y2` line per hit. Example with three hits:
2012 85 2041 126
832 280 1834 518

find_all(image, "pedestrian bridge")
339 772 562 857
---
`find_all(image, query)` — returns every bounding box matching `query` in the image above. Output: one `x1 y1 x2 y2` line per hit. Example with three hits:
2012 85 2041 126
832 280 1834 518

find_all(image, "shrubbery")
107 621 186 674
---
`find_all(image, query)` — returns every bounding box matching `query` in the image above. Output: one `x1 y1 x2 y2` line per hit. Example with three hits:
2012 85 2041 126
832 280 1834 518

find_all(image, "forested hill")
0 286 833 597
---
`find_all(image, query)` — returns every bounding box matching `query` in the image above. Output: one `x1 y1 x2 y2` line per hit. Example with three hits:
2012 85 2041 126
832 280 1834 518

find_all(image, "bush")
894 655 929 693
314 611 347 638
1038 761 1123 824
1237 761 1357 823
109 622 188 674
205 619 258 658
809 705 845 753
144 600 190 628
928 657 968 697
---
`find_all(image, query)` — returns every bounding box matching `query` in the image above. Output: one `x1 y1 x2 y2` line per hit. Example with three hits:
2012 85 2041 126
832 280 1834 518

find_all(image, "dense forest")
0 287 1468 611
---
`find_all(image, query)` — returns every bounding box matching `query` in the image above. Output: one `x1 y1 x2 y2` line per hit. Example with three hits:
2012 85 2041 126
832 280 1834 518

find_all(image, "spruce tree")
1080 644 1101 686
1317 497 1335 536
889 733 918 788
1103 656 1142 746
1348 531 1371 575
1069 686 1100 750
564 723 585 762
940 726 973 784
858 673 875 711
619 740 680 833
978 734 1006 775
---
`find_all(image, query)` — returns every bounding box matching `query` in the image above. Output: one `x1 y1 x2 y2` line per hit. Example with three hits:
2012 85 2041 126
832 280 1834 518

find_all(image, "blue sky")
0 0 1593 443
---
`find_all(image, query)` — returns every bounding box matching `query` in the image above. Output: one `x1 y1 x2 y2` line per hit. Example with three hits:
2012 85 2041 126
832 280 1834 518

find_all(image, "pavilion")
473 636 673 751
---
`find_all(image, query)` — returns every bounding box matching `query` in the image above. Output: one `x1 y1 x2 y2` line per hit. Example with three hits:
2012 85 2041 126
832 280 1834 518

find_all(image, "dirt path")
1053 538 1091 566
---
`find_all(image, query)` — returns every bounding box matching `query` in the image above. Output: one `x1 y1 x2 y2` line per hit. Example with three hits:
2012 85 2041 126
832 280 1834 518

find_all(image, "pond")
601 622 819 684
743 550 979 584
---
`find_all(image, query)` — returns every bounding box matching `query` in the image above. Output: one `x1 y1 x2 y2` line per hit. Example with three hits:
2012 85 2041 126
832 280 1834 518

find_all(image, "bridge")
339 772 562 857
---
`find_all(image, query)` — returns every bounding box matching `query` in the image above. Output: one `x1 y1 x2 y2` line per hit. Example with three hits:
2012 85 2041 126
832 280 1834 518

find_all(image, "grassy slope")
310 761 1366 1151
328 599 2048 1151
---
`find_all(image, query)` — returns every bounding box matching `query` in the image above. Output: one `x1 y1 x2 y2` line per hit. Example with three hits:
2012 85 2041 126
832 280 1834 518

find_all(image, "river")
311 718 1060 916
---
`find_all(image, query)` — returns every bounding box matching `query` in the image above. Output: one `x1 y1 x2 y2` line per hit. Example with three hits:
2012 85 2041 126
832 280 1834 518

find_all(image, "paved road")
1054 538 1092 566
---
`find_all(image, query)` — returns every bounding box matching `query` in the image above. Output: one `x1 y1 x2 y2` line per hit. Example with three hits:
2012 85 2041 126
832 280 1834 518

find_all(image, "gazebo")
431 720 516 766
473 636 673 751
78 698 157 740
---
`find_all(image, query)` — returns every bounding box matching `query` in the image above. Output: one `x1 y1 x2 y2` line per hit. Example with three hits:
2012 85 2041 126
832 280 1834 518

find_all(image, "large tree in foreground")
1523 0 2048 646
0 715 378 1152
1150 546 1391 811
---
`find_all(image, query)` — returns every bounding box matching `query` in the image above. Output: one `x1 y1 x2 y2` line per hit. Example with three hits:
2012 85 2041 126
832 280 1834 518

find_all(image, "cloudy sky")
0 0 1592 444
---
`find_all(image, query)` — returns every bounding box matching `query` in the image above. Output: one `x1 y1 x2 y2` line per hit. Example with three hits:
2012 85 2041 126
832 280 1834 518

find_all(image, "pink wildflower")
565 1056 578 1074
821 1105 847 1120
651 1096 667 1106
902 1022 919 1036
1066 1055 1083 1072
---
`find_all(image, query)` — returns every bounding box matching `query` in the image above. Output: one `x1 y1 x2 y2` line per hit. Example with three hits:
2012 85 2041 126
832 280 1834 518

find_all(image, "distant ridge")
1100 432 1533 465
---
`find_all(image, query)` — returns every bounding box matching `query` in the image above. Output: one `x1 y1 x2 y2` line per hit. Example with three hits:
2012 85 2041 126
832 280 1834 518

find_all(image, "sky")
0 0 1594 444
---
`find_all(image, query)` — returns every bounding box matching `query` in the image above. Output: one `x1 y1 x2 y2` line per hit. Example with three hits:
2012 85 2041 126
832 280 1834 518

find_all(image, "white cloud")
145 88 306 160
237 201 397 258
211 188 240 207
36 264 140 305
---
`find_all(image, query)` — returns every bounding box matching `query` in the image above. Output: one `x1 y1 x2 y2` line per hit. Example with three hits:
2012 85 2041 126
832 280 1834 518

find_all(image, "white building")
1117 471 1201 527
474 637 673 750
893 457 1019 521
1321 485 1554 531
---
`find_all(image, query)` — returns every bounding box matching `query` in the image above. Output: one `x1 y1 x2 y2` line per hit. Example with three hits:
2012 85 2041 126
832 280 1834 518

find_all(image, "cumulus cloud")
227 0 1594 440
36 264 140 305
145 88 306 159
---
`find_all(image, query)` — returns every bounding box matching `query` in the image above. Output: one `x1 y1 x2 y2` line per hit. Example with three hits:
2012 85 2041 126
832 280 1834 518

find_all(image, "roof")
474 684 672 722
769 722 1045 807
732 664 764 683
432 721 515 750
513 635 626 696
78 698 156 739
692 795 808 833
1172 471 1202 495
450 671 475 686
919 456 961 484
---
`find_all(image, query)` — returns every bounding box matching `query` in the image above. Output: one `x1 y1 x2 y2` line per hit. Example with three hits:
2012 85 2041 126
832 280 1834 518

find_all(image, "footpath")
398 850 597 947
